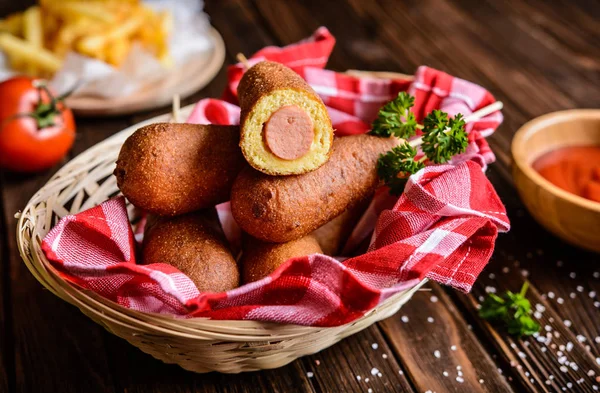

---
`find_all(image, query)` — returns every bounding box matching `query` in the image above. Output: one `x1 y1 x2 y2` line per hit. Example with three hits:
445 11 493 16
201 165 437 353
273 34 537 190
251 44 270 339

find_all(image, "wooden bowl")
512 109 600 253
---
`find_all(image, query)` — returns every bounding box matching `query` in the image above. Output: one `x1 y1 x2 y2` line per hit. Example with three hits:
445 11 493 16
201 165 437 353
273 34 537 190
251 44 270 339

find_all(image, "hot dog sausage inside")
263 105 314 160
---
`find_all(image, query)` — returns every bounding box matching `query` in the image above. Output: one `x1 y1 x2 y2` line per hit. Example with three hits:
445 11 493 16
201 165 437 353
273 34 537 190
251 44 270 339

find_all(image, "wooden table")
1 1 599 392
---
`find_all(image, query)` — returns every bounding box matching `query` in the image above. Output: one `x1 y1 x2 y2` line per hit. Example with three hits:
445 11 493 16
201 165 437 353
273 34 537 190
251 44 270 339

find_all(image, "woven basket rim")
16 102 425 343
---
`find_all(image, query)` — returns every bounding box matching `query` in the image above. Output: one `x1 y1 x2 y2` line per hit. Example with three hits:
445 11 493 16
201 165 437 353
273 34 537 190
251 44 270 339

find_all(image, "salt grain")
534 311 542 319
398 370 403 375
502 267 510 273
577 334 586 343
368 389 373 393
570 272 577 278
371 368 379 376
456 376 464 383
535 304 545 312
595 301 600 308
594 272 600 278
576 285 584 292
595 337 600 344
570 292 576 299
451 345 457 351
430 295 438 303
443 371 449 377
590 291 597 298
457 366 462 370
557 297 564 304
307 372 314 378
567 382 573 388
427 317 435 323
521 269 529 277
596 357 600 365
479 379 484 384
377 373 382 377
518 352 526 359
564 320 572 327
541 347 547 353
589 370 596 377
545 380 552 385
560 366 568 373
365 377 370 382
401 316 409 323
548 292 555 299
371 343 378 350
382 354 388 359
356 375 361 381
489 273 495 279
434 350 441 358
315 360 320 366
566 342 574 352
485 286 497 293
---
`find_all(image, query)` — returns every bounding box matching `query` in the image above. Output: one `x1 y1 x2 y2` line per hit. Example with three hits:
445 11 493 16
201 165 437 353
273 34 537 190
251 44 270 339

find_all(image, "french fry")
76 11 143 55
0 0 172 76
0 33 62 74
46 2 117 24
0 13 23 36
105 37 130 66
23 6 43 75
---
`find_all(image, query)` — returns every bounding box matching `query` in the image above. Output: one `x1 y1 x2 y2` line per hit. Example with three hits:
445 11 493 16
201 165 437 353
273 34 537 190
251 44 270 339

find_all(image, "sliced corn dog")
241 234 322 284
142 210 239 292
231 134 399 243
238 61 334 176
115 123 245 216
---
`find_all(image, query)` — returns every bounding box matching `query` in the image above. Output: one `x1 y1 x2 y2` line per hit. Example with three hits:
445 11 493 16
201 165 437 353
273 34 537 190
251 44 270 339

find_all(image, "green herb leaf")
376 142 425 195
478 282 541 338
421 112 468 164
370 92 419 139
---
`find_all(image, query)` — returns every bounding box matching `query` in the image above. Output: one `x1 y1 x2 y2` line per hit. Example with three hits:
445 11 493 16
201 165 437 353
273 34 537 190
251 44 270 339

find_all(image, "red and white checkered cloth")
41 28 509 326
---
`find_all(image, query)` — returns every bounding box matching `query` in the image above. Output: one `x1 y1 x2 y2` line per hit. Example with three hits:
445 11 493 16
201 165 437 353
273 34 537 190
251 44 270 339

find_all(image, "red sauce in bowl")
532 145 600 203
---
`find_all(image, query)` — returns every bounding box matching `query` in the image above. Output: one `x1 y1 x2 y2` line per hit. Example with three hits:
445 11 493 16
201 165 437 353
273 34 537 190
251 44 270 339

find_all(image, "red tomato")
0 77 76 173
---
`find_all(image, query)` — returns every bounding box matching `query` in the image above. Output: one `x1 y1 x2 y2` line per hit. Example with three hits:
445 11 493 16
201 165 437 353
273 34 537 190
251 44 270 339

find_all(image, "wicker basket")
16 104 426 374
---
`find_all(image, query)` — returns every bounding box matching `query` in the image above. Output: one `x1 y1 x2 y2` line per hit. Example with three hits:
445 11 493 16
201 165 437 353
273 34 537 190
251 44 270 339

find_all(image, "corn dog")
241 234 322 283
312 198 370 256
231 134 399 243
142 210 239 292
238 61 334 176
115 123 245 216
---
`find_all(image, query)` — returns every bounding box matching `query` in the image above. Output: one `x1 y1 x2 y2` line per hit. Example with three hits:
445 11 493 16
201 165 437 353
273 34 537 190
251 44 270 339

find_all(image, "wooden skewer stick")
409 101 504 148
170 94 181 123
236 52 250 70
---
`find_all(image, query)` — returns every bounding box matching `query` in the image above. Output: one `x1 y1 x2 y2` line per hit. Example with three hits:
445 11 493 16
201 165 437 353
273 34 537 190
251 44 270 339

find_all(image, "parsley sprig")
371 92 420 139
369 92 469 195
478 282 540 337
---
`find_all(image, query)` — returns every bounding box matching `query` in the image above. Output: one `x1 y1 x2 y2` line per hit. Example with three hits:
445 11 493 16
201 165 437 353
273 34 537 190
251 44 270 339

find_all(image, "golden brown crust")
241 234 322 284
237 61 334 175
312 197 371 256
238 61 319 117
142 210 240 292
115 123 245 216
231 134 399 243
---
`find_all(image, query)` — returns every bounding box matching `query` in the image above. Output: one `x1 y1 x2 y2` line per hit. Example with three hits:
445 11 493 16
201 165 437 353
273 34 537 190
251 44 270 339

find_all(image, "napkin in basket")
41 28 509 327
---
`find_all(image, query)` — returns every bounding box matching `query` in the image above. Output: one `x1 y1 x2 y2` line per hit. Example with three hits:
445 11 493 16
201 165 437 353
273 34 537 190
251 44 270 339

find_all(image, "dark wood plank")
380 284 516 393
0 178 12 393
300 325 414 393
0 118 129 393
104 331 313 393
